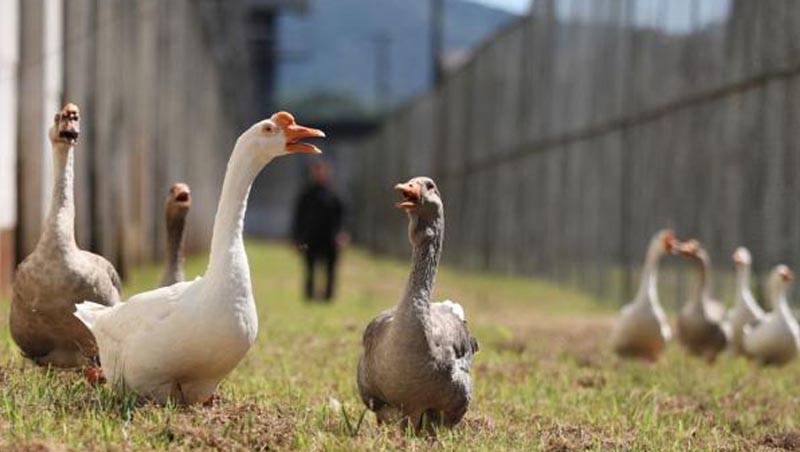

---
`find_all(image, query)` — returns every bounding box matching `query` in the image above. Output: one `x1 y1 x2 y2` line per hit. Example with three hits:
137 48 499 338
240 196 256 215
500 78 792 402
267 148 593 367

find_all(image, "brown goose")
676 239 730 362
159 183 191 287
357 177 479 432
10 104 121 368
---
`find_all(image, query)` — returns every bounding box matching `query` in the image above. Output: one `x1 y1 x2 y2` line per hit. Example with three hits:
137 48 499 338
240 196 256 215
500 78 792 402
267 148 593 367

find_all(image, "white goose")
743 265 800 365
727 247 765 356
611 229 676 361
74 112 324 404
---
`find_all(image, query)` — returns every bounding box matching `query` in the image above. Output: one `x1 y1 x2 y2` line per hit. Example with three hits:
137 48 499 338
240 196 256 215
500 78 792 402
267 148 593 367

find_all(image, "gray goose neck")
163 211 188 284
399 214 444 316
39 146 77 252
691 255 711 305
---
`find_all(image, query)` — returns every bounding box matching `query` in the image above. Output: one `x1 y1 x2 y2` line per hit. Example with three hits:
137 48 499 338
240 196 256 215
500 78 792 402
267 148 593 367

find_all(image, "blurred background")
0 0 795 311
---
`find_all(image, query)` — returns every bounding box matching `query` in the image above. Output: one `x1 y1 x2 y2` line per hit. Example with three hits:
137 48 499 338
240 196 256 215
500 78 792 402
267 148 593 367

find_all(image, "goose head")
165 182 191 220
649 229 678 258
395 177 443 245
768 264 794 301
48 103 80 151
237 111 325 159
677 239 709 265
733 247 752 270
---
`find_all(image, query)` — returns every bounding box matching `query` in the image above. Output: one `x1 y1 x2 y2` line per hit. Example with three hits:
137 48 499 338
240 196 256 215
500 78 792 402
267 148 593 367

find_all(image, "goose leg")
84 367 106 386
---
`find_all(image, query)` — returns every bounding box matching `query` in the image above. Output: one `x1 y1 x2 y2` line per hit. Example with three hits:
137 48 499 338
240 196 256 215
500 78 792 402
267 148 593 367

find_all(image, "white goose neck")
735 265 753 304
736 265 751 292
776 291 792 316
635 243 662 303
205 141 273 282
38 146 77 252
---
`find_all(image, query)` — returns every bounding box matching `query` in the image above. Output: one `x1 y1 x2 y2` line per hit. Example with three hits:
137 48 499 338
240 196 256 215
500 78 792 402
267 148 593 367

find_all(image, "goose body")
74 112 324 403
728 247 765 355
357 177 478 431
743 266 800 365
611 229 675 361
676 240 729 362
11 104 121 368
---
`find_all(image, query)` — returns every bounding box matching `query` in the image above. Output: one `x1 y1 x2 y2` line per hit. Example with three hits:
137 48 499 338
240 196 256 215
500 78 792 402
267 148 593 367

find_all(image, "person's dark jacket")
291 184 343 250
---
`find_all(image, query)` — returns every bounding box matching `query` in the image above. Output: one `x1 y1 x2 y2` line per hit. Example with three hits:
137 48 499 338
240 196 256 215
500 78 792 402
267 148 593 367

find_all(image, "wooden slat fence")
352 0 800 307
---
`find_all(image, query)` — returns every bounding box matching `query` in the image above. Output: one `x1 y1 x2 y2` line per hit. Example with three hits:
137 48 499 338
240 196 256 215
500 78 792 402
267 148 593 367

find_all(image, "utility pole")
372 32 391 113
430 0 444 86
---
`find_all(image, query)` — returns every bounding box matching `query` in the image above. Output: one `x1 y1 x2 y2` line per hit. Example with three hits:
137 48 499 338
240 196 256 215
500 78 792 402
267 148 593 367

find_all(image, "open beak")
59 125 80 144
677 241 698 258
285 123 325 154
57 104 81 145
395 182 421 211
168 183 191 208
174 189 191 206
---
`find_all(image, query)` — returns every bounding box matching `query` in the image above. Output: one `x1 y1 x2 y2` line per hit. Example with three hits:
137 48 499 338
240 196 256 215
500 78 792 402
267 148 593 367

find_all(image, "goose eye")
426 182 435 190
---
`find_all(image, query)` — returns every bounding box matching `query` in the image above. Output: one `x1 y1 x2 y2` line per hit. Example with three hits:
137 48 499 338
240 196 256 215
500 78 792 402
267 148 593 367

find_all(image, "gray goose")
357 177 479 432
159 182 191 287
10 104 121 368
676 239 730 362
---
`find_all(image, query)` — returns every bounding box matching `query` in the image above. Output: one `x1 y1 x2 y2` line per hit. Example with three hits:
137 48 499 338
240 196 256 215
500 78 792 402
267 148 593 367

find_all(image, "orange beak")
395 182 421 211
285 123 325 154
780 267 794 282
271 111 325 153
662 230 677 254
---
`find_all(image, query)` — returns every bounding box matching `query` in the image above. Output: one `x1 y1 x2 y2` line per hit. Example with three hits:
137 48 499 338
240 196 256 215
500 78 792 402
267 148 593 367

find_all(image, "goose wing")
81 250 123 297
76 278 197 349
743 313 780 358
431 300 479 361
357 308 394 410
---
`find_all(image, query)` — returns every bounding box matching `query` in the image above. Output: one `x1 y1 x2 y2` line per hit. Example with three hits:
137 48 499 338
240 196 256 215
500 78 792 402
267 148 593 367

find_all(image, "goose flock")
8 103 475 432
612 230 800 365
7 103 799 435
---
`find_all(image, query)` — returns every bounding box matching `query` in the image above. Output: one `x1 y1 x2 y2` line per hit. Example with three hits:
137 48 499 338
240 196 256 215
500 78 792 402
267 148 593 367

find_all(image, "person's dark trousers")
304 245 338 301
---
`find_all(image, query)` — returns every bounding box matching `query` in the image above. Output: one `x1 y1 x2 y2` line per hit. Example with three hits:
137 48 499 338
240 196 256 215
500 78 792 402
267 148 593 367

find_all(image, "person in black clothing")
291 161 346 301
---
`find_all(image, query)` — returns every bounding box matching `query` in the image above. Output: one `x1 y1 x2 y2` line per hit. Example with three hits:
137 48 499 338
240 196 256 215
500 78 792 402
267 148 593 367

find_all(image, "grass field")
1 241 799 451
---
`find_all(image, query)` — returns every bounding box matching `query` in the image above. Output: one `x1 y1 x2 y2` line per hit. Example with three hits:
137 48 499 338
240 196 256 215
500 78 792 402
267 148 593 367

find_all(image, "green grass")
1 241 799 450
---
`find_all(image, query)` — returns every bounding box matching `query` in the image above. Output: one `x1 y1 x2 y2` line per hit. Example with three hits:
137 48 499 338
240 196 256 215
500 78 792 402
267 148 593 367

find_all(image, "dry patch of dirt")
761 433 800 451
158 402 296 451
533 417 632 452
0 442 66 452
